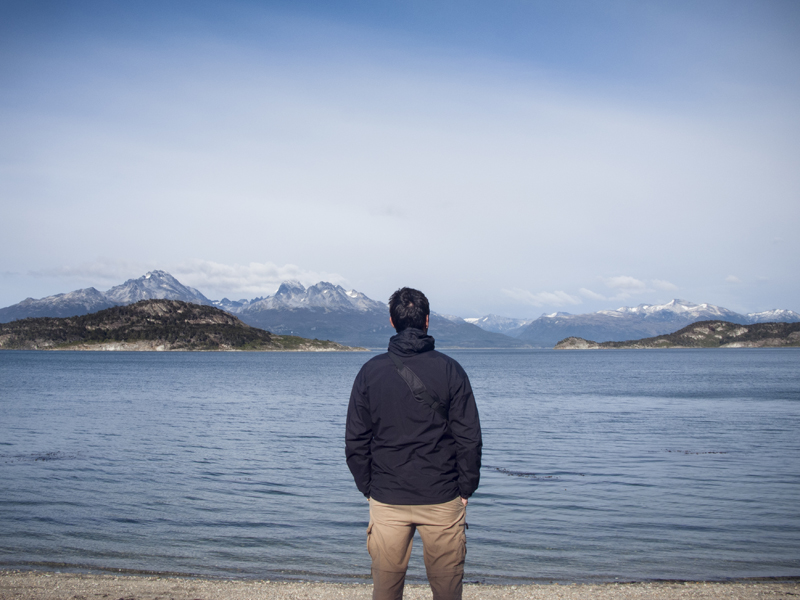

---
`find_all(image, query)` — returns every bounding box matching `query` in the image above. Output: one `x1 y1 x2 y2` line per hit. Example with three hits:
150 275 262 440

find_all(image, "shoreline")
2 570 798 600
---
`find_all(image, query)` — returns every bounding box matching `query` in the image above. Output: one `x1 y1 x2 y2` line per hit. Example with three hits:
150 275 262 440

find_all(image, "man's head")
389 287 430 333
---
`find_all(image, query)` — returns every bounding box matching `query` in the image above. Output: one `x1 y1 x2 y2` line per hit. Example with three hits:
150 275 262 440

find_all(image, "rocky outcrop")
553 337 601 350
0 300 361 351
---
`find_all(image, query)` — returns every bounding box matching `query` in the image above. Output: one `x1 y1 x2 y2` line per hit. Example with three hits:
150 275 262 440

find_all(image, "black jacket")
345 328 482 505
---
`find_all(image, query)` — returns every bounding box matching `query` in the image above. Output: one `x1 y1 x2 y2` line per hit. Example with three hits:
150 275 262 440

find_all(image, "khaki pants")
367 497 467 600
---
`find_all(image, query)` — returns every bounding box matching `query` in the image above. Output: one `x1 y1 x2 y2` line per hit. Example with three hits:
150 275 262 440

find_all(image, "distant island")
0 300 364 352
555 320 800 349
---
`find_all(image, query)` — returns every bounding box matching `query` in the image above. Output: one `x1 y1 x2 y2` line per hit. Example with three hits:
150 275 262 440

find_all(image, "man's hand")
461 497 468 507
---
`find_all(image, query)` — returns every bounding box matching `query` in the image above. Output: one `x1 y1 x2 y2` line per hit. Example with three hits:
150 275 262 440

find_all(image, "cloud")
726 275 742 284
28 261 149 286
26 259 346 300
579 288 607 301
651 279 679 291
503 275 682 311
171 260 347 299
501 288 582 307
1 1 798 315
598 275 678 300
602 276 648 291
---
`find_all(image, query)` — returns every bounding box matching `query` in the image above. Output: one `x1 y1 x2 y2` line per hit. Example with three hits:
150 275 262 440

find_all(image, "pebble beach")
1 571 798 600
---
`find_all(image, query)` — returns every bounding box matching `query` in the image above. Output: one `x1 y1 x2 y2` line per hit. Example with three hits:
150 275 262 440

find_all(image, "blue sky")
1 0 799 317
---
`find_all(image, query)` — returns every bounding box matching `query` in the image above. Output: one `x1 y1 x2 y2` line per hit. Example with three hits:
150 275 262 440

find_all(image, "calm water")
1 349 799 583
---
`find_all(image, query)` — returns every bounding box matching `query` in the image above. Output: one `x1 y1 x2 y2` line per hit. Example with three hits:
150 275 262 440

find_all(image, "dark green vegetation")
0 300 360 351
555 320 800 349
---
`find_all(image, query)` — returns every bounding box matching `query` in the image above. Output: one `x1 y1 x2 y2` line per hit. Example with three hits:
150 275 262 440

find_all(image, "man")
345 287 482 600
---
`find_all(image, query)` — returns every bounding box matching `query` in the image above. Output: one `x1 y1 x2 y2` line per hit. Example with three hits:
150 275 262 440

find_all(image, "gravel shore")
1 571 797 600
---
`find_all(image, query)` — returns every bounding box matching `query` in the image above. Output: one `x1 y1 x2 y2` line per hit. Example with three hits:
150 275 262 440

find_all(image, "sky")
1 0 799 318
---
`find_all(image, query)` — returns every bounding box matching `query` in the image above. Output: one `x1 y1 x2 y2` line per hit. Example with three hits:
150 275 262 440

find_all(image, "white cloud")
651 279 679 291
25 259 345 300
501 288 582 307
597 275 678 300
1 2 799 315
579 288 607 300
726 275 742 284
502 276 682 312
603 276 648 291
28 261 150 286
171 260 347 299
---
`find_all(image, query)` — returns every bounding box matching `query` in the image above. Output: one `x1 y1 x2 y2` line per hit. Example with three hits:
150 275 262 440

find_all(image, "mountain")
0 287 115 322
505 300 800 348
746 309 800 323
555 320 800 349
0 271 211 323
426 314 532 349
230 280 385 313
0 273 528 348
0 300 357 351
463 314 533 334
220 281 394 347
104 270 212 305
9 273 795 350
228 281 529 348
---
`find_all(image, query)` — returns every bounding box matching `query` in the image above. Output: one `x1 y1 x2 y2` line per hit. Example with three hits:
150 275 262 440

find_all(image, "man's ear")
390 317 394 328
425 315 429 328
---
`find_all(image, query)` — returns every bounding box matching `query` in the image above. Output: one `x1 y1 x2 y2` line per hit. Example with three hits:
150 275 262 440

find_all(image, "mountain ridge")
0 271 212 322
0 272 530 348
2 272 797 348
501 299 800 347
463 314 534 334
554 320 800 349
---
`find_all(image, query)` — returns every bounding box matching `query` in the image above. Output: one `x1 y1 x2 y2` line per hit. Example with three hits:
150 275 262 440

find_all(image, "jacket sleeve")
448 363 482 498
345 368 373 498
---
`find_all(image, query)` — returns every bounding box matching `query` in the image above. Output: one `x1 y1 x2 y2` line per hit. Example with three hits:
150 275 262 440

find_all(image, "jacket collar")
388 327 435 357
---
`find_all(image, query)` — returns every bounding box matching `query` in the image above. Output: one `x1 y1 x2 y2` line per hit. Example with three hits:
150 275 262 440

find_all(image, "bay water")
1 348 798 583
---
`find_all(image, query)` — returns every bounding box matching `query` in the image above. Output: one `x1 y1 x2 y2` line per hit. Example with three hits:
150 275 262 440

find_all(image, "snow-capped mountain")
747 309 800 323
234 281 384 313
464 314 534 334
0 287 115 322
591 299 800 326
229 282 528 348
0 271 211 322
606 299 743 322
104 270 212 305
508 299 800 347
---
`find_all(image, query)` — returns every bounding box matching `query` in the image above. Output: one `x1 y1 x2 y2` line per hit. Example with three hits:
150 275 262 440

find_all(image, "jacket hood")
388 327 435 357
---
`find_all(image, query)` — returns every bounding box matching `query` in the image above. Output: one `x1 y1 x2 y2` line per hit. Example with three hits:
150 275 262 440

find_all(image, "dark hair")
389 287 430 332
